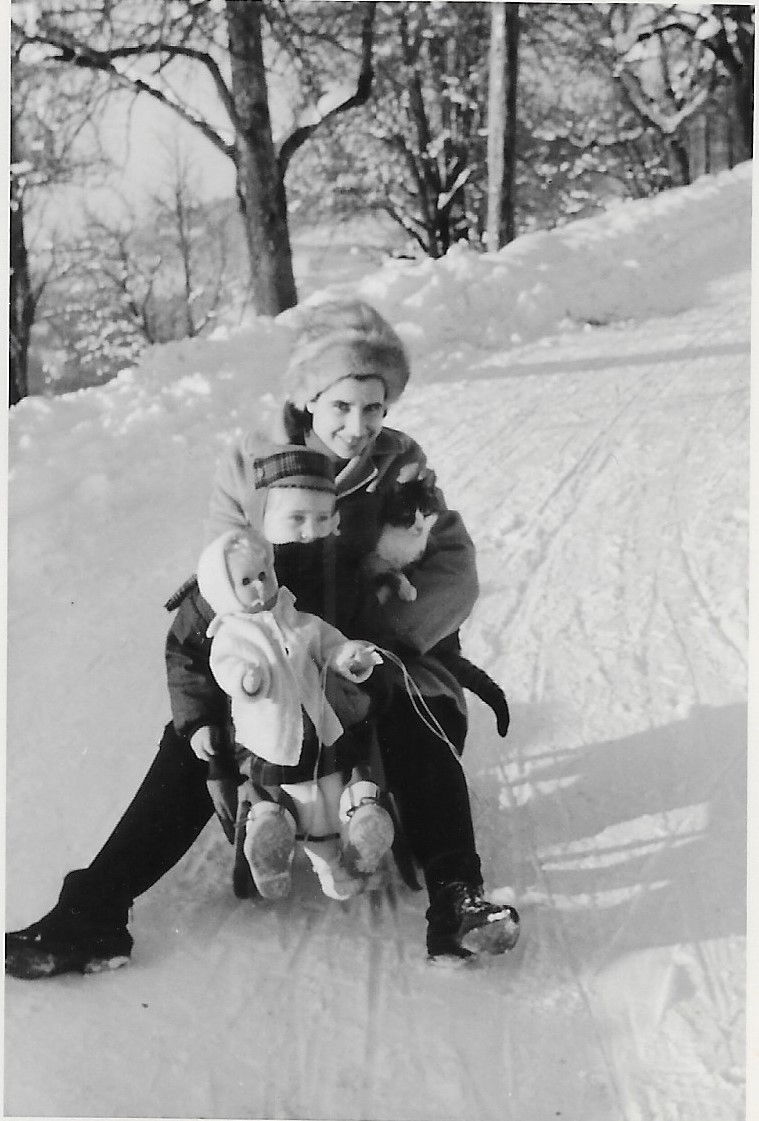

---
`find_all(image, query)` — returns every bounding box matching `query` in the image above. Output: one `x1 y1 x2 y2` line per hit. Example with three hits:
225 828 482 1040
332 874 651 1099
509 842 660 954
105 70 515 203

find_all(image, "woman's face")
307 374 387 461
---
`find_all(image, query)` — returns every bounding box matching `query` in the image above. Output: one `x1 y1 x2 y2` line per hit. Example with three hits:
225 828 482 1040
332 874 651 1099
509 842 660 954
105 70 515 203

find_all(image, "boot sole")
427 950 476 969
459 911 520 956
342 808 395 876
6 945 131 980
244 816 295 900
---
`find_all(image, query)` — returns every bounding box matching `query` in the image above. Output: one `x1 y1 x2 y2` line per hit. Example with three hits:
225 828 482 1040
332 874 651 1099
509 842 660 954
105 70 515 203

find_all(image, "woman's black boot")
5 870 133 980
425 881 520 962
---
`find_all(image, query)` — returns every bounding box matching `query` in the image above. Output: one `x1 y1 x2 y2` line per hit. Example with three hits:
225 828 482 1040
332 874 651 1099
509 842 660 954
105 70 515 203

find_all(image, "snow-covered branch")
276 1 376 177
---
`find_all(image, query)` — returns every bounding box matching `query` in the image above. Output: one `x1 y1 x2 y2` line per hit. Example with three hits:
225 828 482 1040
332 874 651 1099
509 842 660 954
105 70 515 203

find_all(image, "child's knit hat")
282 298 410 409
231 443 337 534
254 446 335 492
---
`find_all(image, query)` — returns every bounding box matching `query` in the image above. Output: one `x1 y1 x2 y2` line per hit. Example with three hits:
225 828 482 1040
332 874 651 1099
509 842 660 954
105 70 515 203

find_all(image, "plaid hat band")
252 448 335 491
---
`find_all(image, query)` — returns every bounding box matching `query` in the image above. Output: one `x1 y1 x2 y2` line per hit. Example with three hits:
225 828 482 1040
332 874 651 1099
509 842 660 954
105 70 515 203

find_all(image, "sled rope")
373 646 466 769
305 646 468 845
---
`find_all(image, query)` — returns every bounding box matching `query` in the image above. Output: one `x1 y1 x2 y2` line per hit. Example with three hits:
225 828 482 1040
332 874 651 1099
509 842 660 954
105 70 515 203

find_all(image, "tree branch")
385 132 436 235
378 200 429 254
617 69 712 135
277 1 376 177
630 12 750 76
16 27 238 160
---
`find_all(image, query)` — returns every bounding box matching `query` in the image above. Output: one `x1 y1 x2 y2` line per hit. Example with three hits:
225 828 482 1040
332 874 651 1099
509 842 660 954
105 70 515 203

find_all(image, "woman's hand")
332 641 383 683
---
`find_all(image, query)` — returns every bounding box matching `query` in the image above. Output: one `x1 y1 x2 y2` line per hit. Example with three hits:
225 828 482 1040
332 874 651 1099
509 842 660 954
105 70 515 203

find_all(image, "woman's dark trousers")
59 692 482 924
62 722 214 924
376 691 482 899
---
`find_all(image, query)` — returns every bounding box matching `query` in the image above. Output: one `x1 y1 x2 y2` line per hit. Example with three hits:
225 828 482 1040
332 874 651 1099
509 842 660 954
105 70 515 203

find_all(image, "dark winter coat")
207 427 479 715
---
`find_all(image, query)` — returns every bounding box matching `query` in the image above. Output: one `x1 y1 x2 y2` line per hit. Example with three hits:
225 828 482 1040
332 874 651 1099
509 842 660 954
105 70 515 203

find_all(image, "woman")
6 299 519 977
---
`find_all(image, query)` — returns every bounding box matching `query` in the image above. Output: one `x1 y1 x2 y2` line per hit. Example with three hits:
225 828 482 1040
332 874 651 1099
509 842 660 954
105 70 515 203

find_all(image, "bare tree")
10 112 35 406
486 2 520 251
225 0 295 315
10 33 111 404
13 0 377 317
630 4 753 154
486 2 507 252
341 2 488 258
151 137 232 339
502 4 520 245
602 4 753 183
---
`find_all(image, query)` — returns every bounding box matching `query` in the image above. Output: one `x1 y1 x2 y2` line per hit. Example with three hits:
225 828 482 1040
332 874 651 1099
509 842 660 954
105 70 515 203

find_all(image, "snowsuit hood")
196 529 275 619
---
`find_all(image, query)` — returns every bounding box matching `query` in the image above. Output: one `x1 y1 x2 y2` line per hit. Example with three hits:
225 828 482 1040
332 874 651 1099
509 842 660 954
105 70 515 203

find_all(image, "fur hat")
282 299 410 409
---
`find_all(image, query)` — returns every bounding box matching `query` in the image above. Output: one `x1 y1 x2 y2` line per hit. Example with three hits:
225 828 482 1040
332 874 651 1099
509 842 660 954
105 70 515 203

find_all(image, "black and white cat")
366 471 511 738
364 474 440 605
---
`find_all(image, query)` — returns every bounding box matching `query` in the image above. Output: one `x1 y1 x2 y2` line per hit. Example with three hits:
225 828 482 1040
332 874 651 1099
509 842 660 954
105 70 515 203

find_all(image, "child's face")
262 486 339 544
226 542 278 610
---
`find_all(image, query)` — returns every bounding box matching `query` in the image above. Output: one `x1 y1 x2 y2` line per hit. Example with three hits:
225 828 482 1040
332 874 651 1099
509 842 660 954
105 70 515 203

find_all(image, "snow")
4 162 751 1121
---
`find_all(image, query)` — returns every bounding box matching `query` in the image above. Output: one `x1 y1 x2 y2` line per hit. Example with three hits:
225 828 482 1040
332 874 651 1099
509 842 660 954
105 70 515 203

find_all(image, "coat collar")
305 428 406 498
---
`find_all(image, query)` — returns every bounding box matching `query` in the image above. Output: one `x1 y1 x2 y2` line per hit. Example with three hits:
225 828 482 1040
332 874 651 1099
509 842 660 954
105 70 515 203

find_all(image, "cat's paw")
397 576 418 602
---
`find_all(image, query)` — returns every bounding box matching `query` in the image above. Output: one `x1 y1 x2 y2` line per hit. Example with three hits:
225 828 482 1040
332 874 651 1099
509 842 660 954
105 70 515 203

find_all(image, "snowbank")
5 163 750 1121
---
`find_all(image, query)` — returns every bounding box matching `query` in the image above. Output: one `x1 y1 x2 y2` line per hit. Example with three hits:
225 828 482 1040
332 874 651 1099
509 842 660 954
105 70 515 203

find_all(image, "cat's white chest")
374 512 438 569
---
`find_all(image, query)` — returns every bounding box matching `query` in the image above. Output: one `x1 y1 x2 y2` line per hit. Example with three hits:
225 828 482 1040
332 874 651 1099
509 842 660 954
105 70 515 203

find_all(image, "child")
167 446 395 903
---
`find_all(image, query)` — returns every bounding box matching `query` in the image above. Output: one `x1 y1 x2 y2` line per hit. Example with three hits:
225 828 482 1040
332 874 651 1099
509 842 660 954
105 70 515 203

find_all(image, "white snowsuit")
197 532 358 767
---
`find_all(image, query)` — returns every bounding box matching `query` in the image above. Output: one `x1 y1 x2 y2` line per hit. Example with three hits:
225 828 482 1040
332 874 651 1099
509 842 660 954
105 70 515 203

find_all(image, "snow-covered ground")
4 163 751 1121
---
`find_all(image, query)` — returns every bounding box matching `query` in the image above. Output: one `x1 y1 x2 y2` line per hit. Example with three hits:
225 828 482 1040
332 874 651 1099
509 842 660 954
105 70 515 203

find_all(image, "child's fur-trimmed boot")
303 837 364 900
243 802 297 900
339 781 395 876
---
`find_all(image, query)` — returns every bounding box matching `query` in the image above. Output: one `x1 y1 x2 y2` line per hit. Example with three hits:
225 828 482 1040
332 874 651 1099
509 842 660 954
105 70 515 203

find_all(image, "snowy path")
4 268 748 1118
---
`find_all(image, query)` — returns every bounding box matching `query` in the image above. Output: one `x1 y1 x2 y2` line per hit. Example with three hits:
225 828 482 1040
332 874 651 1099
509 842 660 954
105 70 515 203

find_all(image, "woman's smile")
307 373 387 461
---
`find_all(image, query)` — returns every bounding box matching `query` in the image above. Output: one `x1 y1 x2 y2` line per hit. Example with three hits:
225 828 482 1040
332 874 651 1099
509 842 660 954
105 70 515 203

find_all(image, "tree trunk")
735 68 754 156
9 115 33 406
670 136 691 185
706 9 754 157
487 3 520 251
396 9 443 257
503 4 520 245
225 0 297 315
486 2 506 251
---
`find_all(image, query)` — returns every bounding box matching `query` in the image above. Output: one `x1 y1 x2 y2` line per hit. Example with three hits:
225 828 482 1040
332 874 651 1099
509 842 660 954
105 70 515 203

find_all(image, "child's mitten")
332 641 382 683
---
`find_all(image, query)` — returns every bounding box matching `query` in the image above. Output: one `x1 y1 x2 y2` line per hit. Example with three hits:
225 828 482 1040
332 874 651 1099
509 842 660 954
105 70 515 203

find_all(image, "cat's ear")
396 462 423 484
330 511 341 537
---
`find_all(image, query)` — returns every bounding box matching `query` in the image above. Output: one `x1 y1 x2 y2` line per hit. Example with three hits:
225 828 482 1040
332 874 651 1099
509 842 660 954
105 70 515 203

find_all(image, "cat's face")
380 477 439 528
407 509 438 539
